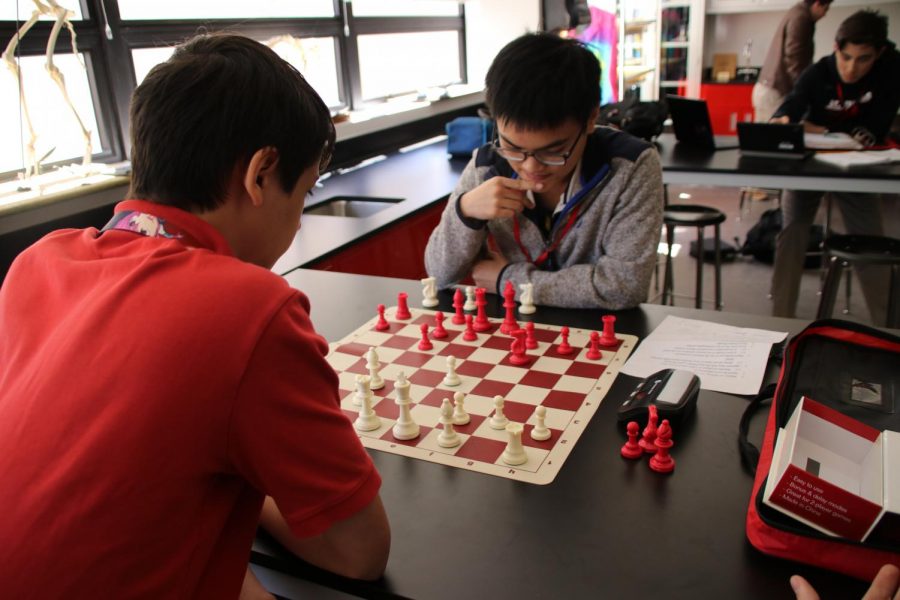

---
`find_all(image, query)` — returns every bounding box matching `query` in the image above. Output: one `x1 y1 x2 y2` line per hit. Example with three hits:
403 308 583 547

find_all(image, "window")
0 1 466 181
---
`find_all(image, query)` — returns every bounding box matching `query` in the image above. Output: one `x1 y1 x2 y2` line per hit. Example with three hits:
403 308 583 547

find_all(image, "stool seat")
663 204 727 227
817 234 900 328
661 204 726 310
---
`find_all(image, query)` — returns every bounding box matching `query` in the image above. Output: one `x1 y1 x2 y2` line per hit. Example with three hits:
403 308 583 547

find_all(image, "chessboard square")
521 424 559 447
371 380 396 398
566 330 591 347
410 403 442 427
484 365 527 384
437 343 477 359
377 363 410 383
346 357 369 375
417 428 469 454
353 331 394 347
531 327 560 343
554 374 596 394
327 351 359 371
518 370 562 388
379 425 433 446
423 355 454 371
471 419 510 442
542 390 586 411
408 369 445 387
493 445 549 470
334 342 369 357
565 361 607 379
337 371 360 390
420 388 456 408
454 435 505 463
482 334 514 351
461 394 497 416
396 324 424 338
407 383 432 403
373 398 400 419
455 360 494 378
412 314 434 325
432 329 461 342
467 347 510 364
451 414 486 435
394 351 434 368
371 346 403 363
502 399 538 423
507 384 550 405
470 379 515 398
535 406 573 430
531 356 571 374
382 335 418 350
438 377 479 395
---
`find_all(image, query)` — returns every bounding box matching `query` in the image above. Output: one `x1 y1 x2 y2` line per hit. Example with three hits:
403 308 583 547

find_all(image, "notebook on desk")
737 122 813 160
666 95 738 151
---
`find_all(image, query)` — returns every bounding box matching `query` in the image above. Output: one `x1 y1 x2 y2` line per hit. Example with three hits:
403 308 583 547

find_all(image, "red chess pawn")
599 314 618 347
508 329 531 365
473 287 491 332
620 421 643 460
418 322 433 350
375 303 390 331
500 281 518 334
639 405 659 454
463 314 478 341
649 419 675 474
396 292 411 320
451 288 466 324
556 326 574 355
585 331 602 360
432 311 448 339
524 321 538 349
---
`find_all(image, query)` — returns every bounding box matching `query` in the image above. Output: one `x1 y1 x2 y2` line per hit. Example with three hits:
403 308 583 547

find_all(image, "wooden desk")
250 269 870 600
657 133 900 194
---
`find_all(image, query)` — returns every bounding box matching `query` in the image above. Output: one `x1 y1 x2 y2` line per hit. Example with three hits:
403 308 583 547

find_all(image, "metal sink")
303 196 403 218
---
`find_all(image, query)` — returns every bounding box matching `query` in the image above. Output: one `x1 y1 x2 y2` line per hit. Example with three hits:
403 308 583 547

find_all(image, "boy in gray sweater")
424 33 663 310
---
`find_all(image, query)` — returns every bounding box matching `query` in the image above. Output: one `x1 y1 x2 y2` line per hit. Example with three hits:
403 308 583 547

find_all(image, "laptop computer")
666 95 738 151
737 122 813 160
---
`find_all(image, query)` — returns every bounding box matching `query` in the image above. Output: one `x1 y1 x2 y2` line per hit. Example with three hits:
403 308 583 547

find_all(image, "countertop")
272 140 468 275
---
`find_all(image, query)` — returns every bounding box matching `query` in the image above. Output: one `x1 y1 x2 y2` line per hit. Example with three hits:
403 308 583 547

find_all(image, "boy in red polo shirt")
0 34 390 598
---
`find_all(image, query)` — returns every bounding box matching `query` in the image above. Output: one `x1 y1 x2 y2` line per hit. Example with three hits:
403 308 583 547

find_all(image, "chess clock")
617 369 700 423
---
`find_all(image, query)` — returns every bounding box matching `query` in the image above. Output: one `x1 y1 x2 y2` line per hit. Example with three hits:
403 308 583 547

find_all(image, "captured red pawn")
620 421 643 460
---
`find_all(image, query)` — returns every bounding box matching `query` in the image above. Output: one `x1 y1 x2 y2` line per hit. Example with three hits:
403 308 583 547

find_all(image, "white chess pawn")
353 372 374 407
452 391 470 425
518 282 536 315
463 285 477 311
392 371 420 440
489 395 510 430
530 405 551 441
443 355 461 386
437 398 461 448
421 276 439 308
501 422 528 465
366 347 384 390
353 375 381 432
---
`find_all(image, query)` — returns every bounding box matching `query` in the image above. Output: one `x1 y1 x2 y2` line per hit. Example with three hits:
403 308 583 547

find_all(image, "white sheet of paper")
621 316 788 395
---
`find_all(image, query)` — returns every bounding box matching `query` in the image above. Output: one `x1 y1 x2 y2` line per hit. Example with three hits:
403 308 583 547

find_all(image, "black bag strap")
738 382 777 475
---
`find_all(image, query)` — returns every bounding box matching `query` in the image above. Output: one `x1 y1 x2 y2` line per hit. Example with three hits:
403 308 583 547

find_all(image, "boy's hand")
472 250 509 293
459 177 542 220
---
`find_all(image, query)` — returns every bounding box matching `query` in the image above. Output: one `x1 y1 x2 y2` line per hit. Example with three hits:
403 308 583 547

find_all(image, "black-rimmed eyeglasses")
493 128 585 167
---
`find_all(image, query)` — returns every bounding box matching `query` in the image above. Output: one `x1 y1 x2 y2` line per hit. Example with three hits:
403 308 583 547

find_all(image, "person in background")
424 33 663 310
0 34 390 598
768 10 900 325
752 0 833 122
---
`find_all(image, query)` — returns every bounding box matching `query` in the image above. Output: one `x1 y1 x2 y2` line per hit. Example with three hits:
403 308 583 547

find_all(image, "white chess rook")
530 405 551 441
489 395 510 430
392 371 420 440
452 391 470 425
437 398 461 448
353 372 374 407
366 347 384 390
353 375 381 432
501 422 528 465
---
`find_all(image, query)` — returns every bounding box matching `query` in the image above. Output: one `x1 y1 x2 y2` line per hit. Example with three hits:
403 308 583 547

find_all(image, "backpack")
446 117 495 158
740 208 824 268
598 97 667 142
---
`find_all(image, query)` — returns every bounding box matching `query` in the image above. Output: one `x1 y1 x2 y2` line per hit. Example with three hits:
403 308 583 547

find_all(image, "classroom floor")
653 186 900 328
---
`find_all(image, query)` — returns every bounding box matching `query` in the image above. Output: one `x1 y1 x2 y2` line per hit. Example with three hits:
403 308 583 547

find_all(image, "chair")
816 234 900 328
662 204 726 310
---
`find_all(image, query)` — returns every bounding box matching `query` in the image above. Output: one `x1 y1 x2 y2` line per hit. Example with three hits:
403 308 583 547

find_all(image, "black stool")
662 204 726 310
817 234 900 328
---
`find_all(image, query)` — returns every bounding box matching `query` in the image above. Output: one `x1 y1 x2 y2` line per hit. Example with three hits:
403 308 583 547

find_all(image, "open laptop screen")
666 95 716 150
737 122 812 160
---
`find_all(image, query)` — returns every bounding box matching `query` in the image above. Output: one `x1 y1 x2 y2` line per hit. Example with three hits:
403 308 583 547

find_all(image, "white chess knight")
421 276 439 308
437 398 461 448
518 282 536 315
366 347 384 390
501 422 528 465
442 355 461 386
353 375 381 432
392 371 420 440
452 391 470 425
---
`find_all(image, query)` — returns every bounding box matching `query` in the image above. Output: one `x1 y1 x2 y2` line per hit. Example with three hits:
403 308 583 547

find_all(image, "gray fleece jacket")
424 127 663 310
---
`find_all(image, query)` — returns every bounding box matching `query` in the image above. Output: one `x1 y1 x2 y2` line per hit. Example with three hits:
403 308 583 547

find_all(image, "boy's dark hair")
803 0 832 7
129 34 335 212
836 10 889 50
485 33 600 130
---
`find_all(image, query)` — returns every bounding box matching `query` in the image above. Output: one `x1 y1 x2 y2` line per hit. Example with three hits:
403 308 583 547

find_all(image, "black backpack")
740 208 823 268
598 97 666 141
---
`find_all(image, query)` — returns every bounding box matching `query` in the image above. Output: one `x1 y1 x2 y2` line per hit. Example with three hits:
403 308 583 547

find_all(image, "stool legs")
714 222 722 310
889 265 900 329
816 256 845 320
663 223 675 306
695 226 704 309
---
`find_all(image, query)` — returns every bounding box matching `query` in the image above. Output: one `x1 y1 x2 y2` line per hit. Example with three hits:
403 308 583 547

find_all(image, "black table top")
251 269 872 600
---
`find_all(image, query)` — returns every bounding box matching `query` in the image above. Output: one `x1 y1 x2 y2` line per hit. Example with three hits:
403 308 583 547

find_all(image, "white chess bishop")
437 398 461 448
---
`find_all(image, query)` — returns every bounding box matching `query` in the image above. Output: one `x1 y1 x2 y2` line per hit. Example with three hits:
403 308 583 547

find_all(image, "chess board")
327 307 636 484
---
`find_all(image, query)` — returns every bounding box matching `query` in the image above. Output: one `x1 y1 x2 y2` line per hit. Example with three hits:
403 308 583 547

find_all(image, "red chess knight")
639 405 659 454
508 329 531 365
